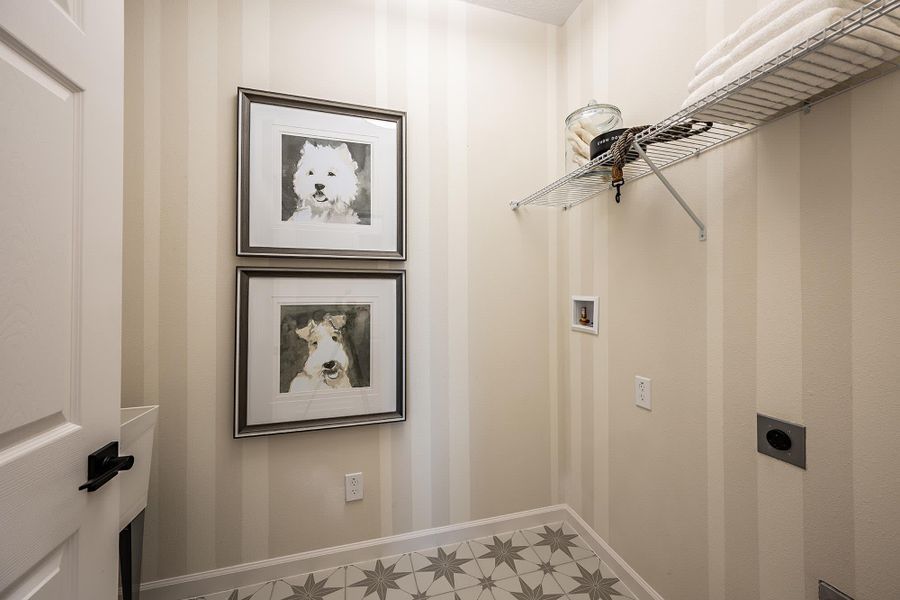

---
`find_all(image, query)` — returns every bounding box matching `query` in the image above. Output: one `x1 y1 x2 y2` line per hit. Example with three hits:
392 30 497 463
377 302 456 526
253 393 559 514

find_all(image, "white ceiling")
463 0 582 26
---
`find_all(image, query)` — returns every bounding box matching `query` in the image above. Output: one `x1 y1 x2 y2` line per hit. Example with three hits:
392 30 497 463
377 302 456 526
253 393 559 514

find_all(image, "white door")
0 0 123 598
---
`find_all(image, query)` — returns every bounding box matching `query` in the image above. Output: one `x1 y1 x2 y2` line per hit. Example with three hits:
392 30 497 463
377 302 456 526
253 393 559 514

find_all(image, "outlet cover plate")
757 414 806 469
634 376 651 411
345 472 363 502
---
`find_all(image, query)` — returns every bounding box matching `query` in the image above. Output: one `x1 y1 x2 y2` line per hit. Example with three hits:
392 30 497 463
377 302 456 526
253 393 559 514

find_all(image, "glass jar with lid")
565 101 622 175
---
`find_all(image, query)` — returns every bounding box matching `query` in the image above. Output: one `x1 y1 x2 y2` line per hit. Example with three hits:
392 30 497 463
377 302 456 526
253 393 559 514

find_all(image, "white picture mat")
246 276 398 426
248 102 399 252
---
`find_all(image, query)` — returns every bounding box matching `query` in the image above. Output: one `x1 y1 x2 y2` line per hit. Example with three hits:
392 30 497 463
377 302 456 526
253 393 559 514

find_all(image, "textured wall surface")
554 2 900 600
125 0 900 597
123 0 555 581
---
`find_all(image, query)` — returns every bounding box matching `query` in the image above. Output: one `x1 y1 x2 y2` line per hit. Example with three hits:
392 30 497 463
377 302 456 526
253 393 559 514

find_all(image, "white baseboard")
141 505 569 600
561 506 664 600
140 504 662 600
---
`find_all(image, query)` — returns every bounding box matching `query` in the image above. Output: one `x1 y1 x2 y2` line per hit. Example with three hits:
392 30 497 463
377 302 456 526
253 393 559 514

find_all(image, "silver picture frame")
237 88 407 260
234 267 406 437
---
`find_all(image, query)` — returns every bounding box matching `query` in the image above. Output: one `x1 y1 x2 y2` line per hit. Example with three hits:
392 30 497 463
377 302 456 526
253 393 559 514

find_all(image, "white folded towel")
688 0 863 93
695 35 735 77
687 54 731 93
566 124 594 168
681 6 900 111
721 7 888 81
694 0 808 75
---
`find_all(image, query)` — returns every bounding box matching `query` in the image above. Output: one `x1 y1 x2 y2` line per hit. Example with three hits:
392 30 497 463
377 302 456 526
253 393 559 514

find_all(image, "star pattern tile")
479 536 528 572
181 524 635 600
283 568 345 591
470 532 541 579
285 572 344 600
492 571 566 600
512 579 562 600
533 526 580 559
420 546 472 587
430 587 491 600
477 575 497 591
410 543 481 595
522 524 594 566
554 557 634 600
568 563 626 600
349 559 412 600
232 580 285 600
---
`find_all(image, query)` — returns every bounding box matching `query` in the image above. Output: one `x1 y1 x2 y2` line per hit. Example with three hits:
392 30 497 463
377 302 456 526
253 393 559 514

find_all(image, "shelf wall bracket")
631 141 707 242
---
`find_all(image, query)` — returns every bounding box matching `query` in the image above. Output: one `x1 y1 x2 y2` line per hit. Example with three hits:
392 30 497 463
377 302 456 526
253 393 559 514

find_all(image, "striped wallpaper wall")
555 2 900 600
123 0 558 582
125 1 900 598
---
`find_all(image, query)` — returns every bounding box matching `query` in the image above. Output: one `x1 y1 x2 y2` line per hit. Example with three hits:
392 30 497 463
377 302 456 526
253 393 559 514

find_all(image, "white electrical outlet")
634 376 652 410
345 472 364 502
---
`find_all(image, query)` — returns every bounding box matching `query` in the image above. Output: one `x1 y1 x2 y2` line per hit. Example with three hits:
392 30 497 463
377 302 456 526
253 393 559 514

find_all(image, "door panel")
0 0 123 598
0 538 76 600
0 29 79 437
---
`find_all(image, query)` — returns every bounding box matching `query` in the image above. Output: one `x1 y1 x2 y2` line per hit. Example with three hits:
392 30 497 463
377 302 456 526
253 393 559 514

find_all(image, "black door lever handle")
79 441 134 492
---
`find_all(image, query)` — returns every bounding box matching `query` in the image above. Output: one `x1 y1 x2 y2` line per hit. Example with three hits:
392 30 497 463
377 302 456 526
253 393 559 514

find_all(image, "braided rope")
609 120 713 203
610 126 649 186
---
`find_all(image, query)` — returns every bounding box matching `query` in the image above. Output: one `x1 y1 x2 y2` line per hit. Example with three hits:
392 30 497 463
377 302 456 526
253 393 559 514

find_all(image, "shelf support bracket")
632 141 707 242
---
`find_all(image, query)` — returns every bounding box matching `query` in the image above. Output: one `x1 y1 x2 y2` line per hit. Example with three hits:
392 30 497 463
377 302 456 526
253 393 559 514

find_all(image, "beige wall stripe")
213 0 244 571
800 95 855 599
185 0 219 574
140 0 162 580
156 0 190 576
374 0 394 539
755 115 804 600
238 0 271 564
546 22 560 506
447 0 471 525
406 0 433 531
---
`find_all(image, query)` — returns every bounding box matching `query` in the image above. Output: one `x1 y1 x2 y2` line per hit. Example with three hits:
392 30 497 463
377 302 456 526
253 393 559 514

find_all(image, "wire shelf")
512 0 900 210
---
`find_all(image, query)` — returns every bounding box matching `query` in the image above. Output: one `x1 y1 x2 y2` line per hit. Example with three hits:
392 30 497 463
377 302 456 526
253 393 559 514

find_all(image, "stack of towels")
682 0 900 114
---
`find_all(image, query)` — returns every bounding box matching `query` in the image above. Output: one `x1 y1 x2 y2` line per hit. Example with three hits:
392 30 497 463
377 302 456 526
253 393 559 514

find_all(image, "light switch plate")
634 376 651 411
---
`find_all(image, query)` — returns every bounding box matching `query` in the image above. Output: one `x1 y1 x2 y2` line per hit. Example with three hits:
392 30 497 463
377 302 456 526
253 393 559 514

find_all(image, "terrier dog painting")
280 304 371 394
282 134 372 225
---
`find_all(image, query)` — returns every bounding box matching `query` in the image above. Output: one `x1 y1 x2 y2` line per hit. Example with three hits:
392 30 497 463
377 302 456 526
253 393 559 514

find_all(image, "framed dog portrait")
237 88 406 260
235 267 405 437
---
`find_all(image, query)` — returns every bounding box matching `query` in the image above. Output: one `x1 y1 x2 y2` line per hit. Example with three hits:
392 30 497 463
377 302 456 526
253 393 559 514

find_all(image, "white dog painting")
282 136 372 225
289 314 352 391
281 304 371 393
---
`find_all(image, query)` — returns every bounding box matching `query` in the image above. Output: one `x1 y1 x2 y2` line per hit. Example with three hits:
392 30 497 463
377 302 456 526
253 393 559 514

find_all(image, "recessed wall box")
571 296 599 335
757 414 806 469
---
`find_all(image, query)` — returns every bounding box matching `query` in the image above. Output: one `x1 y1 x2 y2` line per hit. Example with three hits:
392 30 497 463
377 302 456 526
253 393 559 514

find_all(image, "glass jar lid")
565 101 622 127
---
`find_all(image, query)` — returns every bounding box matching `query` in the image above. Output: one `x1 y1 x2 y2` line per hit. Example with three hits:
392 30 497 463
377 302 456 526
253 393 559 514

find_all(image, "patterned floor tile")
180 523 633 600
282 566 346 600
469 532 542 580
518 523 561 547
491 571 566 600
409 542 483 595
187 591 235 600
347 554 418 600
520 524 594 565
240 579 302 600
553 556 634 600
430 586 494 600
223 580 289 600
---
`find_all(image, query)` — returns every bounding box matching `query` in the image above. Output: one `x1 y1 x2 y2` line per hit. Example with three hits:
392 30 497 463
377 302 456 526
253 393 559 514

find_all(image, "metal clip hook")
613 182 623 203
